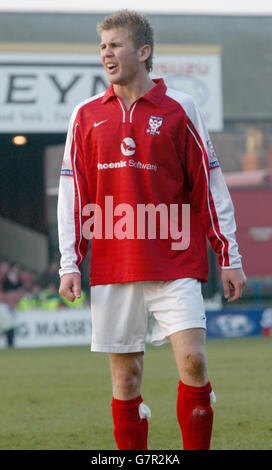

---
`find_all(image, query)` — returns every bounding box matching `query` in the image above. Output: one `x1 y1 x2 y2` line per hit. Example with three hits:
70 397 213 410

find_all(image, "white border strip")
129 102 137 123
117 97 126 123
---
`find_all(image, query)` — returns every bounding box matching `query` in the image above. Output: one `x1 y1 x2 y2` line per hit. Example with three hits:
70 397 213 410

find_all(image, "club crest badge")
146 115 164 135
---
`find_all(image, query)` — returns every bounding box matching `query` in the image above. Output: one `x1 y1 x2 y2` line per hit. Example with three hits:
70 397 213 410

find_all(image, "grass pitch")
0 337 271 450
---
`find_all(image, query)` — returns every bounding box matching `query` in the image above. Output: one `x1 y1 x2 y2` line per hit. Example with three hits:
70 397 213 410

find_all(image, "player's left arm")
183 97 247 301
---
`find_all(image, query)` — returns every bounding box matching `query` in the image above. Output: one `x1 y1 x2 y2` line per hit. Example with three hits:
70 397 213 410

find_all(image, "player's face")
100 27 141 85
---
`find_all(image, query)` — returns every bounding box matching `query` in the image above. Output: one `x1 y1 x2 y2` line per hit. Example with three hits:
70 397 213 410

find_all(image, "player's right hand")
59 272 81 302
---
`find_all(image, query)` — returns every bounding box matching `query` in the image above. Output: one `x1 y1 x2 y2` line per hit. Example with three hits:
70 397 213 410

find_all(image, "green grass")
0 337 271 450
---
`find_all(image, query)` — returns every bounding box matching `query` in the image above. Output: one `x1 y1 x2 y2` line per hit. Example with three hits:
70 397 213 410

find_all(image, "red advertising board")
229 187 272 277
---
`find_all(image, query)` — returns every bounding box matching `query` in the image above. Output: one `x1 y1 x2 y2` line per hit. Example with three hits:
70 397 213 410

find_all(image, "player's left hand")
221 268 247 303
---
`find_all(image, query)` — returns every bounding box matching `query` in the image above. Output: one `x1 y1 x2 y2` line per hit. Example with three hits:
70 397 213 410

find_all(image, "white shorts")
90 278 206 353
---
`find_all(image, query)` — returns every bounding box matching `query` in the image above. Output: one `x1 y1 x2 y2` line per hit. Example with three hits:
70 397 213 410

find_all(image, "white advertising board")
0 51 223 133
0 309 92 349
151 54 223 131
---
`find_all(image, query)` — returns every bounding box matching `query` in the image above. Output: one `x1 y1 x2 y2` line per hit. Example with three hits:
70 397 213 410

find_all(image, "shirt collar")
101 78 166 107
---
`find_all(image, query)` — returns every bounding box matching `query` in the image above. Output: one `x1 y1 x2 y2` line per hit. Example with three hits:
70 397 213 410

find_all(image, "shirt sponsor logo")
121 137 136 156
129 160 157 171
97 159 157 171
97 161 127 170
146 115 164 135
98 136 157 171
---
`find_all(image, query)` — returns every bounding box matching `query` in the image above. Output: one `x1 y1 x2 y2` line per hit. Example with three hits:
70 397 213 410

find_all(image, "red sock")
177 380 214 450
111 395 149 450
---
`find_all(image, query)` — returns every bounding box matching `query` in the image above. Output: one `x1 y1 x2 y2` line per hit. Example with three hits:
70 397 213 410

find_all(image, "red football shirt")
58 79 242 285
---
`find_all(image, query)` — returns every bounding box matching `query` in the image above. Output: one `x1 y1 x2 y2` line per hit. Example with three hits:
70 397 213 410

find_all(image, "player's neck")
113 74 155 110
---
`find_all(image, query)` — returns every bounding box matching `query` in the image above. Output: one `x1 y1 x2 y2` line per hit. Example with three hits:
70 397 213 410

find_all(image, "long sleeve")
183 97 242 269
57 107 90 277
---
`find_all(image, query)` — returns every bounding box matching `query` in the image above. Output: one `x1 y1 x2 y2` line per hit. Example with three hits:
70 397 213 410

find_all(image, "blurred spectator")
38 261 60 290
2 264 22 292
20 270 34 293
39 283 62 310
4 289 23 310
0 261 11 290
16 284 43 311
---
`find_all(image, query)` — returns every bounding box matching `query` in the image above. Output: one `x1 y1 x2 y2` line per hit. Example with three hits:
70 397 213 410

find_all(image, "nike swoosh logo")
94 120 107 127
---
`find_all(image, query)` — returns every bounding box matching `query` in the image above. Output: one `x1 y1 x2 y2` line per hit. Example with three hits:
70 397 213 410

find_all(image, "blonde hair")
97 10 154 72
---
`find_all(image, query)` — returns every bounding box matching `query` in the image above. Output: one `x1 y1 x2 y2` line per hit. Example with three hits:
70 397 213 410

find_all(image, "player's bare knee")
114 369 142 396
184 350 207 382
120 374 139 395
111 355 143 397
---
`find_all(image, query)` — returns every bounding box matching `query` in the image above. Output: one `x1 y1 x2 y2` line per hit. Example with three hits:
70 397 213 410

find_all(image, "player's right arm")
57 106 89 302
59 272 81 302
